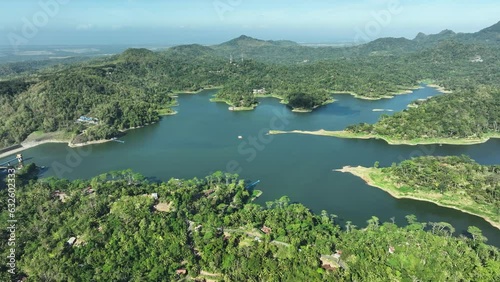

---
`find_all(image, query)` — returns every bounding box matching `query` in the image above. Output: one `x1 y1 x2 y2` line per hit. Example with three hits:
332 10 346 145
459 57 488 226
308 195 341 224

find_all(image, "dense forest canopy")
0 169 499 281
382 156 500 215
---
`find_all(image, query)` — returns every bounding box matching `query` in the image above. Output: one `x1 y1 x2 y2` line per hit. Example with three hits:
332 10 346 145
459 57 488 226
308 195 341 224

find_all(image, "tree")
467 226 487 243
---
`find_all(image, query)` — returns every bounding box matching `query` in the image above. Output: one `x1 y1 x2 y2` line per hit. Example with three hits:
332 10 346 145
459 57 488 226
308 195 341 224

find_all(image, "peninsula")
335 156 500 229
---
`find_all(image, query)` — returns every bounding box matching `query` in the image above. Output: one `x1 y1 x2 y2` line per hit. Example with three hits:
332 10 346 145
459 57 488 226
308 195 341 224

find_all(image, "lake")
3 85 500 245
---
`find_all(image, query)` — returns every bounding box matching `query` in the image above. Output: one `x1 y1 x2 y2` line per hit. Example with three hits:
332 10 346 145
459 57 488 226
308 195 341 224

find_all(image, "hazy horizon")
1 0 499 47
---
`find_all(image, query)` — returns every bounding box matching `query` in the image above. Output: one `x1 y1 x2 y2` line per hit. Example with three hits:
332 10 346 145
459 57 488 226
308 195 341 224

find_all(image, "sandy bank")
269 130 500 146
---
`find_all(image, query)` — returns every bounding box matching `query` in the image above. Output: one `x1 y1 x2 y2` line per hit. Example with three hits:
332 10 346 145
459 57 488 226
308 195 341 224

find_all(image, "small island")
335 156 500 229
209 97 257 111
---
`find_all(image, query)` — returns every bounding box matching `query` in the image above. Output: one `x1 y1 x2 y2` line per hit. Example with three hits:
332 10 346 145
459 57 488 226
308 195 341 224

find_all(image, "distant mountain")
471 20 500 43
217 35 299 49
355 21 500 56
478 20 500 34
267 39 300 47
354 37 416 55
167 44 216 57
414 29 456 41
111 21 500 65
212 35 315 63
118 48 155 62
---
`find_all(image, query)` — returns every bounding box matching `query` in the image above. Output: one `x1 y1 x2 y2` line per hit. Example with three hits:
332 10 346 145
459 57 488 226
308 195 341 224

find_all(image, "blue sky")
1 0 499 45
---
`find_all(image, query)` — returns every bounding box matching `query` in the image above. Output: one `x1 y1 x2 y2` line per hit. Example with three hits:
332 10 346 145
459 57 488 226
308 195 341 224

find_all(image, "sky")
0 0 499 46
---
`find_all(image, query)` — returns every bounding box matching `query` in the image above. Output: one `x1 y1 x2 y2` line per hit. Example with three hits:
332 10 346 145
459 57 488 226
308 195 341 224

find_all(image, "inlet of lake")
3 85 500 246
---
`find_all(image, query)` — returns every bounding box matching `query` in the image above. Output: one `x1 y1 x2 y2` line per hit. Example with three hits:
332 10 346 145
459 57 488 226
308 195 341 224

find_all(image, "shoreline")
268 130 500 146
0 138 115 159
332 87 416 101
0 122 163 159
332 83 449 100
172 86 221 95
335 166 500 230
158 109 178 116
68 139 114 148
292 108 312 113
209 97 257 111
426 84 453 94
0 140 70 159
254 93 290 106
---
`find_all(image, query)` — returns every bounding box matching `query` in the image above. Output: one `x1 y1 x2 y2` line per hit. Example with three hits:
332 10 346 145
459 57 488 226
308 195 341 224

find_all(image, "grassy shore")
254 93 286 100
0 121 168 159
68 138 115 148
23 130 74 143
251 190 263 201
332 83 449 100
269 130 500 146
0 131 75 159
335 166 500 230
157 108 177 116
333 86 420 100
254 93 289 105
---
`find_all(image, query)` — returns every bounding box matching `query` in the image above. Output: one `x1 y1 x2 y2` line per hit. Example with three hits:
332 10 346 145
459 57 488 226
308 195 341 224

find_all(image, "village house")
52 190 68 202
322 264 336 271
176 269 187 275
470 55 484 63
67 237 76 246
253 88 266 95
77 115 99 124
260 225 272 234
83 186 95 195
320 254 340 271
204 189 215 197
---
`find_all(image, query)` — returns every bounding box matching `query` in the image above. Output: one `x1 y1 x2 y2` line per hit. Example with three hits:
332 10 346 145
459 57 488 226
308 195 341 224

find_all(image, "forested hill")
384 156 500 207
463 20 500 44
217 35 300 49
346 86 500 141
379 156 500 225
0 48 229 147
341 34 500 143
0 168 499 281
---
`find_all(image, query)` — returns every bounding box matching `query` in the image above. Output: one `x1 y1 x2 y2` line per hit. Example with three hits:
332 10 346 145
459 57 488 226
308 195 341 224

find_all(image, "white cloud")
76 23 93 30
